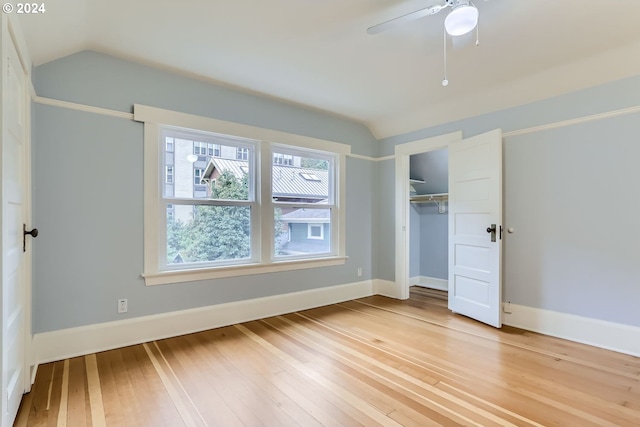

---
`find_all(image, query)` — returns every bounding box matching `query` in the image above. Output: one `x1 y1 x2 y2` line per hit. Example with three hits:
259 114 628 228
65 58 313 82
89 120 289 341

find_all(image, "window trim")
136 104 349 286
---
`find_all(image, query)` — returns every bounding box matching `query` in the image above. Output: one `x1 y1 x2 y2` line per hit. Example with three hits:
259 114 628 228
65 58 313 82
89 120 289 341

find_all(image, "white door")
448 129 502 327
2 23 30 427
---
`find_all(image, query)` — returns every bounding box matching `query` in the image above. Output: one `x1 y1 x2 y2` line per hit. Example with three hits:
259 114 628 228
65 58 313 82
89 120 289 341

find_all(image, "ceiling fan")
367 0 481 37
367 0 484 86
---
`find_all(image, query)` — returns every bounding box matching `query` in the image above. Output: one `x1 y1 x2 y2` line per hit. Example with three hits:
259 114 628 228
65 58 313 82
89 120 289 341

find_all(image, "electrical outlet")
357 267 363 277
503 301 512 314
118 298 128 314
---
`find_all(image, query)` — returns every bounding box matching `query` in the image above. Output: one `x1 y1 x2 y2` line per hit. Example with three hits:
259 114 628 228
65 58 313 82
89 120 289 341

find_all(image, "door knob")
486 224 496 242
23 224 39 252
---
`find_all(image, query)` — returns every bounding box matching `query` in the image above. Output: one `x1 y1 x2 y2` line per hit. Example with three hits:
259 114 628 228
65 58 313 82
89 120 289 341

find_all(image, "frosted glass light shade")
444 4 478 36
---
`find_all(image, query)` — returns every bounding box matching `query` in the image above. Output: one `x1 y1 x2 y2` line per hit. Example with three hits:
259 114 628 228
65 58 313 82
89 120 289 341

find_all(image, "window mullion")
164 198 253 207
259 142 273 263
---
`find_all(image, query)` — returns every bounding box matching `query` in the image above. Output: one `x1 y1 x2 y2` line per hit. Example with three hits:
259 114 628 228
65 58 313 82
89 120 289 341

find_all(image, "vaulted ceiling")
19 0 640 138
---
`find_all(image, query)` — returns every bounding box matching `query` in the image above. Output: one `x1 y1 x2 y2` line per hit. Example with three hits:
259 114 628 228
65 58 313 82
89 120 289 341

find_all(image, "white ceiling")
18 0 640 139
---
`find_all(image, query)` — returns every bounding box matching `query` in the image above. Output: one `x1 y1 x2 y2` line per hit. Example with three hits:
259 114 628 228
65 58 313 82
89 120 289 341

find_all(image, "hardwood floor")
15 287 640 426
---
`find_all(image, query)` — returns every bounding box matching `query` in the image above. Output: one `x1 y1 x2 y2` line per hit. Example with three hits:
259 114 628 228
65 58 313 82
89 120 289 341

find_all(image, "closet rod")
409 193 448 203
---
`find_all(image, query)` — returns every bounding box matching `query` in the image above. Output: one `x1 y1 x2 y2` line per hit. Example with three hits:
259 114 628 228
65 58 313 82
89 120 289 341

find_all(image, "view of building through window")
163 134 333 266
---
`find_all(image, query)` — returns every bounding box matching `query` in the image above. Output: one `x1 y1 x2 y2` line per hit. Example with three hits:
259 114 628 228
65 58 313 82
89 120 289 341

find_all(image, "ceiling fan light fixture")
444 4 478 36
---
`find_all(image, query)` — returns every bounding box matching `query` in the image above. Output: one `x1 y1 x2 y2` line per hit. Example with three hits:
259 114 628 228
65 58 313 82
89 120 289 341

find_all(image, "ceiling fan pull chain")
442 27 449 86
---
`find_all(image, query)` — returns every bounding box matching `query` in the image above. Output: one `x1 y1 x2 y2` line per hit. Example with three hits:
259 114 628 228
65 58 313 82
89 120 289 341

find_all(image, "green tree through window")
167 170 251 263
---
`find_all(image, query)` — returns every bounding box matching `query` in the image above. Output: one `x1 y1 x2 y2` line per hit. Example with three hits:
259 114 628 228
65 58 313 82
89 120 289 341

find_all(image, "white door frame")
394 132 462 300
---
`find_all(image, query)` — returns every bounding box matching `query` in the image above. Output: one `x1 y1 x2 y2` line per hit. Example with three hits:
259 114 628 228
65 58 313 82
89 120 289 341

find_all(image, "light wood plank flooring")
15 288 640 426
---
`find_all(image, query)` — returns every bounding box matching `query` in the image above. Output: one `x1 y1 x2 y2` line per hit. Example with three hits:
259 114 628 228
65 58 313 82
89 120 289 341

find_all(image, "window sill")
142 256 348 286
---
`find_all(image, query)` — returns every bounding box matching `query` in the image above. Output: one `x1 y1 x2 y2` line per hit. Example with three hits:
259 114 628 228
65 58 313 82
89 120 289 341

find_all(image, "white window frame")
135 104 349 286
165 165 174 184
272 144 335 260
160 128 258 272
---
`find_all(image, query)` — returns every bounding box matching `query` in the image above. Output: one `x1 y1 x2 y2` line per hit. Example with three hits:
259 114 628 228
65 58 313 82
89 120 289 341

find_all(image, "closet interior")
409 148 449 292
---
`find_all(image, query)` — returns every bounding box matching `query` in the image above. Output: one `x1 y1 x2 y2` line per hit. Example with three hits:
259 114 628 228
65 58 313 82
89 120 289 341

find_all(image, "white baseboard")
32 280 374 366
373 279 399 298
410 276 448 291
32 281 638 376
503 303 640 357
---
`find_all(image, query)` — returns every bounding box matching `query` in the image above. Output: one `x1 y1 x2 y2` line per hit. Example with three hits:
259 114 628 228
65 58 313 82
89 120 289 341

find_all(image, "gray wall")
418 204 448 280
409 205 420 278
502 115 640 325
32 50 640 333
373 159 395 281
410 204 448 281
32 51 377 333
375 74 640 327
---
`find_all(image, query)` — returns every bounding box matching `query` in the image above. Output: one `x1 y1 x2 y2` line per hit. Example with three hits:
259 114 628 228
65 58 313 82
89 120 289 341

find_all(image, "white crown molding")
502 105 640 138
31 92 639 163
33 95 134 120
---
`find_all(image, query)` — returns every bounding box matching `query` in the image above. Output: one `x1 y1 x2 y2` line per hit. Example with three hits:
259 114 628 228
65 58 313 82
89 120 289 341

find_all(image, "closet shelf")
410 193 448 203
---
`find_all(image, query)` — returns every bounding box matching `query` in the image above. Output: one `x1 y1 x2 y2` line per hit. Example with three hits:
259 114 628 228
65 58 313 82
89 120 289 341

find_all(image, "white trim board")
410 276 448 291
372 279 397 298
32 280 373 366
503 303 640 357
31 96 640 162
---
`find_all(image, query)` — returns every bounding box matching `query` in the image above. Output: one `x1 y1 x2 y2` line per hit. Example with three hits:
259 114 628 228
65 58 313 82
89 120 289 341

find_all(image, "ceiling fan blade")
366 4 446 35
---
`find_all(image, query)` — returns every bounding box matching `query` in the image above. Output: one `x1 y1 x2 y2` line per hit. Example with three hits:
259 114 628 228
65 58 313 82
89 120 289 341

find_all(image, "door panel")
2 26 28 426
448 129 502 328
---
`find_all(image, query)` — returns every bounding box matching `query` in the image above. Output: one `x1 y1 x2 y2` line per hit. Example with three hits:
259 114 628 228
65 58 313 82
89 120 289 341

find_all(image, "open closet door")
448 129 502 328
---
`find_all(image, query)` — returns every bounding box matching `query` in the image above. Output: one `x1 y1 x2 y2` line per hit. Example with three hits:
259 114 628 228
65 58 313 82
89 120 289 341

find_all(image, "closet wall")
409 149 449 290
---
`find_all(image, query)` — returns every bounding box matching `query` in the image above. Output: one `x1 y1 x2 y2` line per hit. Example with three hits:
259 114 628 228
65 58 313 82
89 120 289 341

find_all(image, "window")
136 104 348 285
307 223 324 240
236 147 249 161
194 141 207 155
194 168 204 185
209 143 221 157
273 153 293 166
162 130 254 268
165 166 174 184
300 172 321 181
166 137 174 152
273 147 333 257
